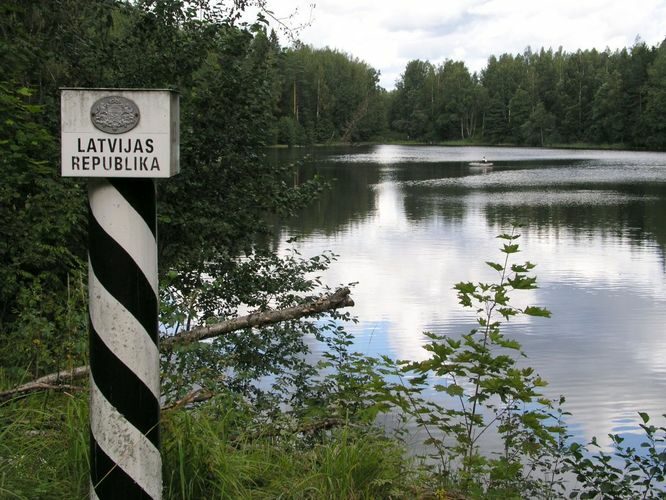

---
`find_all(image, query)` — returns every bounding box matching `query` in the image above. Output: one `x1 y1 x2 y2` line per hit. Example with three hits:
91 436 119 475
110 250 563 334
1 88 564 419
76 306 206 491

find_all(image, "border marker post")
61 88 179 499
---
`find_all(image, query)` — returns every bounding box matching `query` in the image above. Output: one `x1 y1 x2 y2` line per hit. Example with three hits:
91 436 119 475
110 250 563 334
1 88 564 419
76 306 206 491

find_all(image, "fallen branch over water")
0 288 354 403
162 286 354 348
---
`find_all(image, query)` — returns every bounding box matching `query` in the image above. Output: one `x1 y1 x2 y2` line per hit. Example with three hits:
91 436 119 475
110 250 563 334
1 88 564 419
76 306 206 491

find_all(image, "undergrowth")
2 233 665 498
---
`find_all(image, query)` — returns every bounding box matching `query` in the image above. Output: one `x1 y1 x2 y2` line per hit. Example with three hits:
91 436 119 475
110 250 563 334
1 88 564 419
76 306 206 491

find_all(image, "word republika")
70 137 160 172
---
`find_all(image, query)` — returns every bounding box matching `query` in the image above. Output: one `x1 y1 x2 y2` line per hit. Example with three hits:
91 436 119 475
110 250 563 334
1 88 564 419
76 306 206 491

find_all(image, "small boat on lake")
469 156 493 168
469 160 493 173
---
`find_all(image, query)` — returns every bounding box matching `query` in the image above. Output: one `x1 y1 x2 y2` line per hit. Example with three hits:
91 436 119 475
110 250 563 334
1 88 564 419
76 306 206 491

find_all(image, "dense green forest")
389 43 666 148
2 1 665 498
280 41 666 149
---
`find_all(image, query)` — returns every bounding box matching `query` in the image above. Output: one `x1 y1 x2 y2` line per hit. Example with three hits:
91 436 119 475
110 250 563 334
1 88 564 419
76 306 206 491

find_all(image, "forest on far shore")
278 38 666 149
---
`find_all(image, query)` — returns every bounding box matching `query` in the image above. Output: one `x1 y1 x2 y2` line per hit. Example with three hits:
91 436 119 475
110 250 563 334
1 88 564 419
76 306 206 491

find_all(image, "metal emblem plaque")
90 96 140 134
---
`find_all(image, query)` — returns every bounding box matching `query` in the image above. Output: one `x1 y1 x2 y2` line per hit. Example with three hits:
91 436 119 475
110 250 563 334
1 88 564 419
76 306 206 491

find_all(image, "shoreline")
267 141 662 153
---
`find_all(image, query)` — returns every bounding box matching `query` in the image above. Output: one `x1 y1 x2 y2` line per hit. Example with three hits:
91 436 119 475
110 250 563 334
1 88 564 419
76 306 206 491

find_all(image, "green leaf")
444 384 465 397
501 243 520 254
486 261 504 272
24 104 42 113
510 261 535 273
498 307 517 320
454 281 477 294
523 306 552 318
508 275 537 289
638 411 650 424
496 338 521 350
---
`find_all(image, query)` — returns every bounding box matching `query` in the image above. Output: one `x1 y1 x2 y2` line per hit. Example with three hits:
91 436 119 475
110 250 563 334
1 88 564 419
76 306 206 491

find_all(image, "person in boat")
482 156 487 163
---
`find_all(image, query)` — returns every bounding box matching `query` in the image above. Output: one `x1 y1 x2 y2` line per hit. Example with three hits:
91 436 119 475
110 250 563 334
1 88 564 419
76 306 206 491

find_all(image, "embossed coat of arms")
90 96 140 134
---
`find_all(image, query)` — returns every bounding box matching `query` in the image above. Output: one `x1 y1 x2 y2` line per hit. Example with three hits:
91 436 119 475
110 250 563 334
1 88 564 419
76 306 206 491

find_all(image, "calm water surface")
272 145 666 448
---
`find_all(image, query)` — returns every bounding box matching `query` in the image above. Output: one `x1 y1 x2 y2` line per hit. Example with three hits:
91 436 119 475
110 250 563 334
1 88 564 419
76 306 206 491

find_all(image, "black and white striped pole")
61 89 179 499
88 178 161 498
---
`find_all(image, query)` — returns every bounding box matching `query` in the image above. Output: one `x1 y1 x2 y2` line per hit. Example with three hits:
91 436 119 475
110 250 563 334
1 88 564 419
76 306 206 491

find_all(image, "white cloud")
266 0 666 89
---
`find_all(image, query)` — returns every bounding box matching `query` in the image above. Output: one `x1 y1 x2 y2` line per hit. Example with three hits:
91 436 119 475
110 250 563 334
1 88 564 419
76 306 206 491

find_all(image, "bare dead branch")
0 366 88 403
162 388 214 411
2 288 354 402
162 287 354 348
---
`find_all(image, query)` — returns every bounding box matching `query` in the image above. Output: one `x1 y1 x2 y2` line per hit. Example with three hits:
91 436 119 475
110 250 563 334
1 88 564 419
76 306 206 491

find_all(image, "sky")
265 0 666 90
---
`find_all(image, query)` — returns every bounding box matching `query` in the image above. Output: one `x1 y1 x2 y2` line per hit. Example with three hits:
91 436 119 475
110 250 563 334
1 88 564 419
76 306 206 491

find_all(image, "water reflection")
272 145 666 447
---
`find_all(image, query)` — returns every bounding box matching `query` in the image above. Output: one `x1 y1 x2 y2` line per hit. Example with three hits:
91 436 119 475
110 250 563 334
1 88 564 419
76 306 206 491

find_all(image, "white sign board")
61 88 179 178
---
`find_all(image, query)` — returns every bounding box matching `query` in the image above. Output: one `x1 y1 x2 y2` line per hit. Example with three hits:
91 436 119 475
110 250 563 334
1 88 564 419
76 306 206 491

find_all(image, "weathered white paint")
90 381 162 499
61 89 179 178
88 179 158 296
88 264 160 399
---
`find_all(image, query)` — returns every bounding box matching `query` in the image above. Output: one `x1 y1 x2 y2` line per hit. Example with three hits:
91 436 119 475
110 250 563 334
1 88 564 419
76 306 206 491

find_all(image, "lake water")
271 145 666 449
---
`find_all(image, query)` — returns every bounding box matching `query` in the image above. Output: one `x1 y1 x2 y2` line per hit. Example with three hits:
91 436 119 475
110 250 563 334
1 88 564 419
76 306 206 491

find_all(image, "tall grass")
1 392 424 499
161 397 421 499
0 392 89 499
